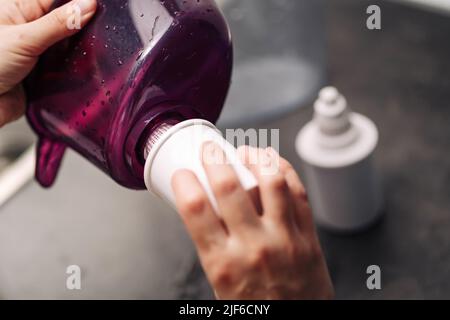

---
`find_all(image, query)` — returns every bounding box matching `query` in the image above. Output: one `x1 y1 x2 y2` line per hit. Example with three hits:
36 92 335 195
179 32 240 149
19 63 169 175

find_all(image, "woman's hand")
0 0 97 127
172 143 334 300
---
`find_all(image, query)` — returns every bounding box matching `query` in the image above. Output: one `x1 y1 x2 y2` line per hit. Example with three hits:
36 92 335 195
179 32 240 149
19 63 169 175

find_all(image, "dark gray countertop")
259 0 450 299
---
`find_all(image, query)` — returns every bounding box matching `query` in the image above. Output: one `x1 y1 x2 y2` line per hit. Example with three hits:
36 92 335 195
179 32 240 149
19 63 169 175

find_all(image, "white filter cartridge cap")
144 119 258 211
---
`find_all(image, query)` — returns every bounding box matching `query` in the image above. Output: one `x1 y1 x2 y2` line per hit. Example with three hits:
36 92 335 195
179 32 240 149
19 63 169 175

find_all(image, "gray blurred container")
217 0 327 127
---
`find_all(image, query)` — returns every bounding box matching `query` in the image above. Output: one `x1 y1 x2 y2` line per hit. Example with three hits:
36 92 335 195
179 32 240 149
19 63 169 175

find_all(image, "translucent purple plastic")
26 0 232 189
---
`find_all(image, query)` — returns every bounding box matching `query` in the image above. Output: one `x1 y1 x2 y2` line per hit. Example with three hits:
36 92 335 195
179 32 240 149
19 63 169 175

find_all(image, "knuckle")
309 242 325 262
266 174 288 191
180 193 207 214
52 9 69 28
9 28 37 55
17 31 27 42
249 245 271 267
213 176 239 196
279 158 292 173
211 264 233 286
290 183 307 200
9 27 28 47
299 239 323 264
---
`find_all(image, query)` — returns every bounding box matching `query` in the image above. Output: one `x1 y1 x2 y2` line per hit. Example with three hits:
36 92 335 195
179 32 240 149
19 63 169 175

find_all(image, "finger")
266 147 315 234
202 142 260 234
269 148 307 200
172 169 227 252
12 0 55 23
0 85 26 128
0 0 53 24
13 0 97 56
18 0 55 21
237 146 295 228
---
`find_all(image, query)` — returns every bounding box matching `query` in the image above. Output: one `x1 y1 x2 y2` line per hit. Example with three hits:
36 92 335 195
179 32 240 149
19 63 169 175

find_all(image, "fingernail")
261 151 273 168
75 0 96 15
202 142 225 166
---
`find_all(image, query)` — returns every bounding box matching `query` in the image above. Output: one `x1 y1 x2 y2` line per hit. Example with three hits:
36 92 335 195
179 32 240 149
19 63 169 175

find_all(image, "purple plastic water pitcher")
26 0 234 190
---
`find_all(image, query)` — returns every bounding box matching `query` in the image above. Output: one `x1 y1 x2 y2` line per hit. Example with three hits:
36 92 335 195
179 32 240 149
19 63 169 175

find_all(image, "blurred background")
0 0 449 299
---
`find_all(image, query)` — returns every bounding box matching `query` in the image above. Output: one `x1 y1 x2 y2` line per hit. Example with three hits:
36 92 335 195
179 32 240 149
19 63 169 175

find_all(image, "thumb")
15 0 97 56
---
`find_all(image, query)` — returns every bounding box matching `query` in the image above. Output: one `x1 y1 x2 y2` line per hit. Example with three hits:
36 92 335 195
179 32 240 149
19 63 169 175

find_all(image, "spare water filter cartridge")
296 87 383 232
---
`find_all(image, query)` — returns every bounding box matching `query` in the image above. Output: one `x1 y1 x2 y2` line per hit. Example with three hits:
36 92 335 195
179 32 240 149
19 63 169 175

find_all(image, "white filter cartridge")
296 87 383 232
144 119 258 211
